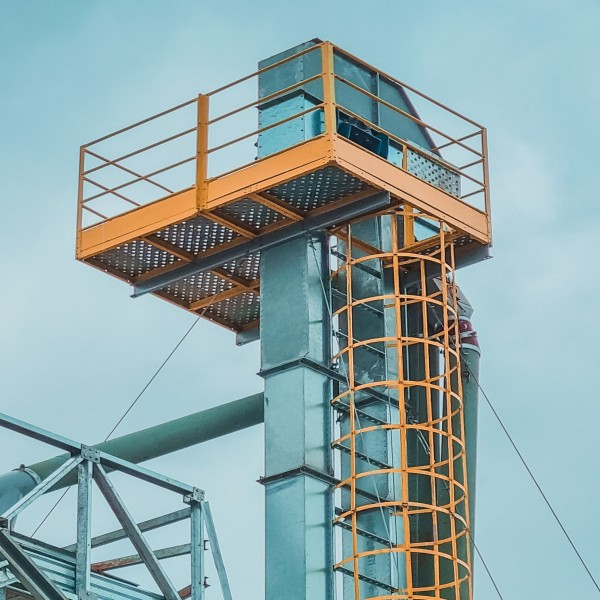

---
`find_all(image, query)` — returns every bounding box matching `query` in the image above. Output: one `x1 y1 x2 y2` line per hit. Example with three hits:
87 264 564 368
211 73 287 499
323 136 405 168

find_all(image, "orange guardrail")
77 42 489 242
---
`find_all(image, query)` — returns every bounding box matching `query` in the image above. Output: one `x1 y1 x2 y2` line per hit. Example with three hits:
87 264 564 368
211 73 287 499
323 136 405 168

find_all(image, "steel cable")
28 260 238 538
30 317 200 537
466 364 600 595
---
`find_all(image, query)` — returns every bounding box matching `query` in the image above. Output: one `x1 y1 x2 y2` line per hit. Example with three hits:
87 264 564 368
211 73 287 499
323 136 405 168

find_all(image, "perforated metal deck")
77 41 490 334
86 166 379 332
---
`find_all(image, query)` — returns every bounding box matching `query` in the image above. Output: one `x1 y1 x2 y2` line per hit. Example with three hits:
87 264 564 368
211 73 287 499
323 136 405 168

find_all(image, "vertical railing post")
481 127 492 244
190 493 205 600
401 144 416 244
75 449 95 599
196 94 209 210
404 206 415 246
321 41 337 142
76 146 86 257
401 145 415 245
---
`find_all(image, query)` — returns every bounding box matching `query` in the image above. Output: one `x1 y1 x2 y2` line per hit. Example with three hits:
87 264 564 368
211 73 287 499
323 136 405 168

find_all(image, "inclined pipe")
0 393 264 514
459 319 481 532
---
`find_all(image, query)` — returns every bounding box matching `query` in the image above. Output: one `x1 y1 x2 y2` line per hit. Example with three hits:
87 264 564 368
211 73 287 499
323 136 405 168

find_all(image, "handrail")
453 170 485 190
481 127 491 236
83 177 141 208
332 45 485 130
334 104 463 181
205 135 326 182
461 189 484 200
206 42 323 97
81 186 194 231
209 72 323 125
334 74 483 158
84 97 198 148
84 126 196 176
459 158 484 171
82 205 108 221
77 40 489 231
83 156 195 204
432 130 482 152
85 149 174 194
207 103 324 155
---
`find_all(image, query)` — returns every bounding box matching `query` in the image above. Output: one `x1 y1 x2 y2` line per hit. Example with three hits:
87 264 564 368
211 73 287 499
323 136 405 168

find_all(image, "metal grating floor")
204 291 260 329
162 271 234 305
88 166 377 332
221 252 261 282
267 167 368 212
213 198 286 231
155 215 241 255
94 240 182 279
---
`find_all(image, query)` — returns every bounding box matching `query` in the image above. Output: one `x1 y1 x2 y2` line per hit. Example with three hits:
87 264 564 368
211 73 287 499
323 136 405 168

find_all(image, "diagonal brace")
93 465 180 600
0 527 69 600
1 457 83 522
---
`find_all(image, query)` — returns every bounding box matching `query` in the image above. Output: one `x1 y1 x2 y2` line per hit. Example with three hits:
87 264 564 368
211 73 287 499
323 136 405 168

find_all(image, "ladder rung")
331 288 384 316
334 518 390 546
331 250 382 279
334 565 397 593
330 370 395 408
333 401 388 426
334 331 386 357
335 484 383 505
332 443 392 471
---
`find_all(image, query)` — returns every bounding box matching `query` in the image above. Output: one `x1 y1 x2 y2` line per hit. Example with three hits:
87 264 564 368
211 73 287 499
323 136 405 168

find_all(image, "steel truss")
0 413 232 600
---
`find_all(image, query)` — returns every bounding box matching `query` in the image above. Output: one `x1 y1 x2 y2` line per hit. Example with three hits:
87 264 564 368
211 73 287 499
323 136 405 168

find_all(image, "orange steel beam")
86 257 137 283
204 211 256 239
143 236 256 294
78 188 197 259
188 282 259 312
206 136 332 209
211 267 255 287
333 137 489 243
144 235 195 262
249 192 303 222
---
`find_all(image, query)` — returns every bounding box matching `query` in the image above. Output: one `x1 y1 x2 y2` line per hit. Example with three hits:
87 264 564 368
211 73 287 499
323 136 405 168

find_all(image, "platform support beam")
260 234 334 600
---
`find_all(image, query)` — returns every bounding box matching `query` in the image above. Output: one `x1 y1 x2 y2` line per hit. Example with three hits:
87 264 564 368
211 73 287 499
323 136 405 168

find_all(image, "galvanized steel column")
260 234 334 600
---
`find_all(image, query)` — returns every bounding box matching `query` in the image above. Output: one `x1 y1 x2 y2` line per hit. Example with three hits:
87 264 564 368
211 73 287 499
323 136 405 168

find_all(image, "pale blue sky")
1 1 600 598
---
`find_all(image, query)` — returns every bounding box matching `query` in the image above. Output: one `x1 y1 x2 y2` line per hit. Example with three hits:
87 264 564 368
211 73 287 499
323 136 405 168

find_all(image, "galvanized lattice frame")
0 413 232 600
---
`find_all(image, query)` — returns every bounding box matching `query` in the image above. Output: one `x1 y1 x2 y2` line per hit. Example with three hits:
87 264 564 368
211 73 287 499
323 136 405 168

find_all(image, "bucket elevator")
0 40 490 600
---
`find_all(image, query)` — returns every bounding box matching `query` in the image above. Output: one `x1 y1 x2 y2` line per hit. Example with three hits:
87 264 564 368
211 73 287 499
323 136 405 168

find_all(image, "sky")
1 1 600 598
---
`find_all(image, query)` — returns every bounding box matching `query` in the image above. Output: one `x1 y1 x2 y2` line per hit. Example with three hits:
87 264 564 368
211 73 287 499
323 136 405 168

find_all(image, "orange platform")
76 42 490 333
